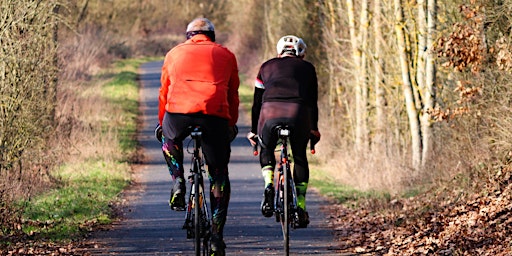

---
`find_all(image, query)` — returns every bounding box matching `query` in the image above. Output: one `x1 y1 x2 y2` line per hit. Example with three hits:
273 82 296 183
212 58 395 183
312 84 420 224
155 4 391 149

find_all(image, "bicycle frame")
182 126 211 256
274 126 298 256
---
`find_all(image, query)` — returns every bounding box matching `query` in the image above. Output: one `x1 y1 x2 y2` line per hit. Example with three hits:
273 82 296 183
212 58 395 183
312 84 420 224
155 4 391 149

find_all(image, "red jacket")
159 34 240 126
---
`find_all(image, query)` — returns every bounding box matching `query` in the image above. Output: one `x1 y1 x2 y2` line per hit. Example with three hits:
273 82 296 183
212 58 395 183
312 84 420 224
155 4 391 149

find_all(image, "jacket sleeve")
227 54 240 127
251 69 265 134
251 88 264 134
310 65 319 131
158 57 170 125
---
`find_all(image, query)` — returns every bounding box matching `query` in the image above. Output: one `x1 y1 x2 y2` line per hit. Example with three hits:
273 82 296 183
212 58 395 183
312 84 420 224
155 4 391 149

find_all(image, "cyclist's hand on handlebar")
310 130 321 154
310 130 321 141
247 132 259 156
155 123 163 143
247 132 258 147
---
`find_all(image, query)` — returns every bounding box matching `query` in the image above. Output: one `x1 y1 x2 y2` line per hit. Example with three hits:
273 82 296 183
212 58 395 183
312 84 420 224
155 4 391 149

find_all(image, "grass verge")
308 168 391 206
18 58 158 242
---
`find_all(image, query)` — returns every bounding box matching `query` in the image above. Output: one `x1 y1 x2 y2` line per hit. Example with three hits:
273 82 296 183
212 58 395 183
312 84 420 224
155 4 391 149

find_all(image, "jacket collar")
188 34 212 43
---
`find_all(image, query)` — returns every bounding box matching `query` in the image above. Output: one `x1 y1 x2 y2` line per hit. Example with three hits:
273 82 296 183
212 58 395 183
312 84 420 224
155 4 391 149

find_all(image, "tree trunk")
359 0 369 152
347 0 369 152
394 0 422 170
416 0 427 102
373 0 386 154
421 0 437 166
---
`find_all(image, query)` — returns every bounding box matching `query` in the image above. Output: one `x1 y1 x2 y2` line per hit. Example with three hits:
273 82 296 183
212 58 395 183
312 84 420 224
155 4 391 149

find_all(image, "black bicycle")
182 126 211 256
252 125 316 255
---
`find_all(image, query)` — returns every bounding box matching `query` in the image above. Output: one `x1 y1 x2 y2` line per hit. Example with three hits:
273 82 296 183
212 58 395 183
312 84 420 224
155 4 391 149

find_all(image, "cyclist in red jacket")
247 35 321 228
156 17 239 256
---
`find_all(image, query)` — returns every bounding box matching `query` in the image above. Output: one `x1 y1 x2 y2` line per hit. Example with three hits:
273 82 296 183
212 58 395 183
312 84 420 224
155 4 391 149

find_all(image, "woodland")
1 0 511 254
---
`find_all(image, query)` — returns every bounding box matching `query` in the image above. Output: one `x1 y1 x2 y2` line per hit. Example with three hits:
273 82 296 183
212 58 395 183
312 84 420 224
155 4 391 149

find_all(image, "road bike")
182 126 212 256
252 125 316 255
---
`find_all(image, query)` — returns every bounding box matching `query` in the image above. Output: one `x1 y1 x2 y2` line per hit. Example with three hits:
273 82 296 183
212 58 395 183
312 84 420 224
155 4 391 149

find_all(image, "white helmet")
276 35 307 57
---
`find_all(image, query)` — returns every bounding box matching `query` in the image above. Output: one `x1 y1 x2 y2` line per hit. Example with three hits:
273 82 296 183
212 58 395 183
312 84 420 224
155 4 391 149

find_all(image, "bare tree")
0 0 63 234
347 0 370 152
394 0 422 170
372 0 387 154
421 0 437 166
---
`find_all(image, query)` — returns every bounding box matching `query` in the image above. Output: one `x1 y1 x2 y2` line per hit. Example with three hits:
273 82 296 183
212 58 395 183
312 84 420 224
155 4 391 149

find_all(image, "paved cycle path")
86 61 340 255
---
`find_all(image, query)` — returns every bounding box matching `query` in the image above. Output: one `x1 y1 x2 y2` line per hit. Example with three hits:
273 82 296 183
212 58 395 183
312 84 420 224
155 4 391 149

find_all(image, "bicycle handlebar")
250 134 317 156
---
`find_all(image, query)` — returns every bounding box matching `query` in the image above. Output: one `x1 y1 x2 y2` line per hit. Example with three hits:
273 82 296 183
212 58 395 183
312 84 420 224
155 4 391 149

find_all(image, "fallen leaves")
326 167 512 255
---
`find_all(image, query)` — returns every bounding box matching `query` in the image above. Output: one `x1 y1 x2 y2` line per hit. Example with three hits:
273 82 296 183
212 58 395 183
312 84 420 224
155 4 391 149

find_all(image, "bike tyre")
282 161 290 255
200 181 211 256
194 170 201 255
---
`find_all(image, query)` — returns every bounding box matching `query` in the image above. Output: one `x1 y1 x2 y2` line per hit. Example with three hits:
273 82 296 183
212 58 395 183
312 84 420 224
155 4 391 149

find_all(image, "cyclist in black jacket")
247 35 321 228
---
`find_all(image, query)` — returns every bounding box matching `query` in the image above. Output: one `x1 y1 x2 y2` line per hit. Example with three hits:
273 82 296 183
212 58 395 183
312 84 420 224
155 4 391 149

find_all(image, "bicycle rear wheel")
281 163 290 255
193 172 201 255
199 181 211 255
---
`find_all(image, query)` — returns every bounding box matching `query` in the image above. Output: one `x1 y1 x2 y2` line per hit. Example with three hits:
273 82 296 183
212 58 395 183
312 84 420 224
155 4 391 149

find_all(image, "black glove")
228 125 238 142
155 123 163 143
309 130 321 147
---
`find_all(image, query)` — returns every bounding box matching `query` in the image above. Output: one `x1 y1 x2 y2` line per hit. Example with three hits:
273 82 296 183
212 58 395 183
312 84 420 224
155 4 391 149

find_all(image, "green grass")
21 161 129 239
238 75 254 114
103 70 140 153
309 168 391 207
19 58 153 241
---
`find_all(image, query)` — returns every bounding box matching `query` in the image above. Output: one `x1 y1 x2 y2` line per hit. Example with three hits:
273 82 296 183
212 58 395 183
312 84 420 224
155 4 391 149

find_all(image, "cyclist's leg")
258 121 279 217
258 102 300 218
162 113 189 210
258 102 294 189
258 121 278 187
207 167 230 253
289 130 310 210
197 115 230 254
289 107 312 227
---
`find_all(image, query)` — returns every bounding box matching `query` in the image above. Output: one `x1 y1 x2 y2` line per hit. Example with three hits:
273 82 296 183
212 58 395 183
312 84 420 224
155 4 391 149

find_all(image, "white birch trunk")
422 0 437 166
394 0 422 170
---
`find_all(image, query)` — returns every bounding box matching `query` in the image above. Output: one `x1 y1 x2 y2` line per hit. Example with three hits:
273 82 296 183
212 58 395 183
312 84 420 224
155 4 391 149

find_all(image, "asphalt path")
86 61 340 255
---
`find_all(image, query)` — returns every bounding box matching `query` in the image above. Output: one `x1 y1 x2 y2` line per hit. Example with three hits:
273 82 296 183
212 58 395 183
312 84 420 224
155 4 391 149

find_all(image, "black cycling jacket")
251 56 319 133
